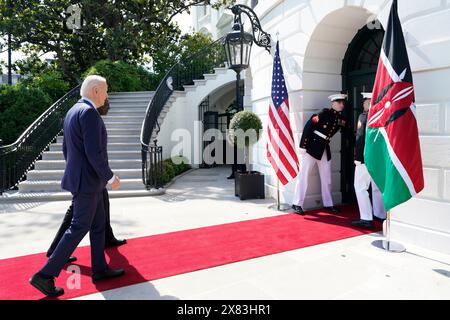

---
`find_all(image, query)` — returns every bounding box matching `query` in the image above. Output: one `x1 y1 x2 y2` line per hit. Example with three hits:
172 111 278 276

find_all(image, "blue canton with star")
272 42 288 109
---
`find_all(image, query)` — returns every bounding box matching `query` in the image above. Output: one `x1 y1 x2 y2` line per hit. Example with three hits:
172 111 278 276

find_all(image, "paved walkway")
0 167 449 299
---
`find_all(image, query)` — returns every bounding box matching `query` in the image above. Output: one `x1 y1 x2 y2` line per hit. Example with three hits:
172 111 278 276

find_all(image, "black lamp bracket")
230 4 272 54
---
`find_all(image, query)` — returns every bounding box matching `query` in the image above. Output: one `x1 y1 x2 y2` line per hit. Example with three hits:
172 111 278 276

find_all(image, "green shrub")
136 66 160 91
84 60 156 92
0 84 52 144
27 70 71 102
228 111 263 148
171 156 191 176
161 159 176 185
159 157 191 185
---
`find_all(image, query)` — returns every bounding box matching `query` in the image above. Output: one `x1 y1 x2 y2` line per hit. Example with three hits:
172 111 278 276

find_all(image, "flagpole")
382 210 406 253
268 173 291 212
276 178 280 210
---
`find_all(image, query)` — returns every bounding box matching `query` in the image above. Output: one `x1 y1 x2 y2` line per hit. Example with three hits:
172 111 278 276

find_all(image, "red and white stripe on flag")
266 41 299 185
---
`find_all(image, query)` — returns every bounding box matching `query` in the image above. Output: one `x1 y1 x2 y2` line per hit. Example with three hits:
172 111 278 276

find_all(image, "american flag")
267 41 299 185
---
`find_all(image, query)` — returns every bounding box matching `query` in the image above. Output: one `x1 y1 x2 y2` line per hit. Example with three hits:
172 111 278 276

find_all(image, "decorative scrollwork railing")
140 37 227 189
0 85 81 193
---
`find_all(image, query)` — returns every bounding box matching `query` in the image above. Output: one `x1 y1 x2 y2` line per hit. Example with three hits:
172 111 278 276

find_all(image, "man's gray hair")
80 75 107 97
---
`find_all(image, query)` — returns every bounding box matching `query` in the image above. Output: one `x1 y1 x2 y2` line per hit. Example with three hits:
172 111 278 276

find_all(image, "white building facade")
186 0 450 255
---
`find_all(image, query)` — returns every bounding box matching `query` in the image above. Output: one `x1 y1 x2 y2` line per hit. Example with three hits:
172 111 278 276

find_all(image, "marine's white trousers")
293 152 333 208
354 163 386 221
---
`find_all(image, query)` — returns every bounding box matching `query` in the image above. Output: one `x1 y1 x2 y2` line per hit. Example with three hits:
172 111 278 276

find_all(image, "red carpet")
0 206 380 300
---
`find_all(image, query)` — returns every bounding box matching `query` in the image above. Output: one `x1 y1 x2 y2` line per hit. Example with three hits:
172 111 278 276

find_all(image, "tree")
152 32 216 78
0 0 235 83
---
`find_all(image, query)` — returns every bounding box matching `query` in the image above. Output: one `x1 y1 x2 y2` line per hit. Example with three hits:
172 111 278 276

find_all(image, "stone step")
19 178 146 192
213 67 229 75
109 96 150 101
193 79 207 86
108 100 151 105
109 96 150 100
42 150 141 161
104 117 144 129
105 128 141 135
183 85 196 92
50 142 140 152
108 97 151 103
109 93 154 99
107 103 148 108
57 135 141 144
108 101 151 106
103 117 145 124
109 91 154 95
27 168 142 181
105 119 143 131
109 101 148 111
203 74 217 81
104 120 142 126
106 109 147 115
35 159 142 170
173 91 187 97
102 115 144 122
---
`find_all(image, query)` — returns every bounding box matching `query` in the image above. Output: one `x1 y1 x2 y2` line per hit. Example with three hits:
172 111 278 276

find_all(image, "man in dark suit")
30 75 125 297
46 99 126 264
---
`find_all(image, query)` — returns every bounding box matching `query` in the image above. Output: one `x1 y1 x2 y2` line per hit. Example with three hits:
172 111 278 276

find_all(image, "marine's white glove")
354 160 362 166
299 148 307 155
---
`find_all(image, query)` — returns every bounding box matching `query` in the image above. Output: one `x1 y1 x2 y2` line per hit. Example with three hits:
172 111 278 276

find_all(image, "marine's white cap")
361 92 373 100
328 94 348 102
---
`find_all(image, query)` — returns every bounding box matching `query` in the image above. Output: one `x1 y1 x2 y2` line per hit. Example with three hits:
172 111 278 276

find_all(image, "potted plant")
228 111 265 200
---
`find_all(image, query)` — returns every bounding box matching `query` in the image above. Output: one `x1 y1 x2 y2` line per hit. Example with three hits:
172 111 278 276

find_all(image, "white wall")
247 0 450 254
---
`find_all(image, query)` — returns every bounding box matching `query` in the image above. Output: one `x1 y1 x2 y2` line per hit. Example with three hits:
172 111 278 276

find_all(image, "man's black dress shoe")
29 273 64 297
92 268 125 283
227 174 235 180
292 205 305 216
351 219 373 229
373 216 386 223
105 238 127 248
324 206 340 213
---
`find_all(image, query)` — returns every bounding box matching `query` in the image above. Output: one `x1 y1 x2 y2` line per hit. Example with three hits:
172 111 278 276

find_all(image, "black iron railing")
0 84 81 193
141 144 163 190
141 37 227 189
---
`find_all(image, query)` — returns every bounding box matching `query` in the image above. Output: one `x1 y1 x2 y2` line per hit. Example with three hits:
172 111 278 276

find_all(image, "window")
199 5 208 17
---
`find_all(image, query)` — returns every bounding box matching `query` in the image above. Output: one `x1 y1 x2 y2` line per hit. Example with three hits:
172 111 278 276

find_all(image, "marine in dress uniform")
292 94 353 215
352 92 386 228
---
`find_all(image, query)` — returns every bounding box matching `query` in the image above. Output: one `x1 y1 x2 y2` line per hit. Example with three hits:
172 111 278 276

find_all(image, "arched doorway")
299 6 385 208
198 80 244 168
341 25 384 203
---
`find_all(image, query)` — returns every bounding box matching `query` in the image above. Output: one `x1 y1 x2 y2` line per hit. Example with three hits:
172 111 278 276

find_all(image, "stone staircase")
2 91 168 202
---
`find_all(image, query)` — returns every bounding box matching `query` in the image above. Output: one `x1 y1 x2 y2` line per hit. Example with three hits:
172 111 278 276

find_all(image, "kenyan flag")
365 0 424 211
